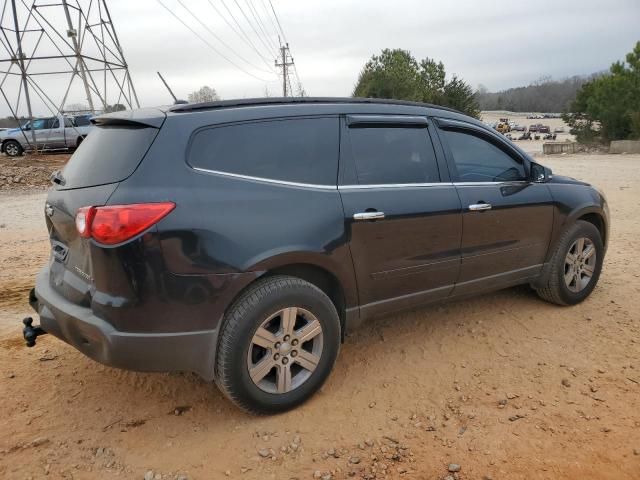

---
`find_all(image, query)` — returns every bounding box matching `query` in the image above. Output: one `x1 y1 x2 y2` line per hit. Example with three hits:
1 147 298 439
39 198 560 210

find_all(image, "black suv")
24 98 609 413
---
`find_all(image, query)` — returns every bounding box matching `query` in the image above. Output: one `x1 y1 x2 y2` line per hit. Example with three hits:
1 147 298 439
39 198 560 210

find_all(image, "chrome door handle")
469 203 492 211
353 211 385 221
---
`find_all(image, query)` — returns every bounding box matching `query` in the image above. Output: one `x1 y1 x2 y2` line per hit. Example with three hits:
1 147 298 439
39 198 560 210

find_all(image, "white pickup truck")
0 114 93 157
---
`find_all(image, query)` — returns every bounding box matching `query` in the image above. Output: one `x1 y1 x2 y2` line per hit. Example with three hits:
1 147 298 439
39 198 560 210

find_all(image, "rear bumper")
32 267 217 380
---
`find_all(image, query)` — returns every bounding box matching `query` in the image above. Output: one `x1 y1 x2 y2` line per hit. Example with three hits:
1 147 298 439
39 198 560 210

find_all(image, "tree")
563 41 640 143
188 85 220 103
353 48 479 118
105 103 126 113
475 75 592 113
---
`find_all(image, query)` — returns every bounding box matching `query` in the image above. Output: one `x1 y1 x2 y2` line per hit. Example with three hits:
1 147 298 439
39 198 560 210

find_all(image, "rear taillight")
75 202 175 245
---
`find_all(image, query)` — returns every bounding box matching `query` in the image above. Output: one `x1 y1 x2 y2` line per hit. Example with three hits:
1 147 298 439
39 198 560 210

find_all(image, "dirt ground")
1 153 639 480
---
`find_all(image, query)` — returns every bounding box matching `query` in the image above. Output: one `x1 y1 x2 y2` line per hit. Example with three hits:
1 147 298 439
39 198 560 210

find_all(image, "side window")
348 127 439 185
74 115 90 127
31 119 47 130
443 129 526 182
49 118 60 129
188 117 339 185
64 117 74 127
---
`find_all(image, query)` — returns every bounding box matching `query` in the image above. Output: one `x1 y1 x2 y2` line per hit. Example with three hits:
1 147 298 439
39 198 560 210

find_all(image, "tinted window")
61 126 158 189
188 117 339 185
348 126 439 184
443 130 526 182
74 115 91 126
49 118 59 129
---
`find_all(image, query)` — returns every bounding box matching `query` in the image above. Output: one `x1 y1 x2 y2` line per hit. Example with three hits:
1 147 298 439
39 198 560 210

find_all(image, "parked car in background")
554 127 565 133
23 97 609 414
1 114 93 157
529 124 539 132
538 125 551 134
511 124 525 131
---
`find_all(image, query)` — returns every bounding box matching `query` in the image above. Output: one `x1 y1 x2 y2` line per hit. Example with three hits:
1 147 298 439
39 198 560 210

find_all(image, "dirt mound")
0 153 70 192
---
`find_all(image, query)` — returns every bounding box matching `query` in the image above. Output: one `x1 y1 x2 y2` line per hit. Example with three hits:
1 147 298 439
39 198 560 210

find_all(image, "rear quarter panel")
107 112 358 325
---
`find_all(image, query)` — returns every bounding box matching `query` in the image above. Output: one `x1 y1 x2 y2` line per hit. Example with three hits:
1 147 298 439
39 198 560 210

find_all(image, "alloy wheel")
247 307 323 394
6 144 18 156
564 237 597 293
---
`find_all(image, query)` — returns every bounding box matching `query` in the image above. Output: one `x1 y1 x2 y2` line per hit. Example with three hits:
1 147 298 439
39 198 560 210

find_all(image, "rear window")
348 126 439 185
188 117 339 185
60 126 158 189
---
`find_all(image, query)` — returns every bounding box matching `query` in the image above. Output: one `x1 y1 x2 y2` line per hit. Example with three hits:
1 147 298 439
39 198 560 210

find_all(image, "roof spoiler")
91 108 166 129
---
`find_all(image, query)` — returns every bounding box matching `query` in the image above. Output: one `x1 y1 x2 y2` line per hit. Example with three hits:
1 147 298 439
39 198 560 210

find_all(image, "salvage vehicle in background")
1 114 93 157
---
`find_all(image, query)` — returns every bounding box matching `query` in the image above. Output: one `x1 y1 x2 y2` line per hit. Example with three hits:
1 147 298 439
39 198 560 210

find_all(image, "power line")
175 0 273 75
257 0 281 42
267 0 288 45
232 0 274 58
219 0 273 64
244 0 277 53
206 0 275 73
155 0 272 82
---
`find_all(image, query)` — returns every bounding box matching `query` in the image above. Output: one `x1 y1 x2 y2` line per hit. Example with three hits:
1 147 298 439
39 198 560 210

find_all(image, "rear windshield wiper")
50 170 66 186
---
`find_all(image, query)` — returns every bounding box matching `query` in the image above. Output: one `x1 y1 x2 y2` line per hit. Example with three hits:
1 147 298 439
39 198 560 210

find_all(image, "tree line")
475 75 597 113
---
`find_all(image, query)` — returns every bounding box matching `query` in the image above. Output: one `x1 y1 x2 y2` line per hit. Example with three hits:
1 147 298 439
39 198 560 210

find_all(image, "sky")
1 0 639 115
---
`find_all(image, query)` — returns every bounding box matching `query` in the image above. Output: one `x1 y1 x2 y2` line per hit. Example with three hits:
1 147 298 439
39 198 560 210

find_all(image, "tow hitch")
22 317 46 347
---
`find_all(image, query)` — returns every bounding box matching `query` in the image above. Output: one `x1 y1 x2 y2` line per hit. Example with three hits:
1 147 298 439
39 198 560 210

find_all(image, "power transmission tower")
0 0 139 150
275 42 294 97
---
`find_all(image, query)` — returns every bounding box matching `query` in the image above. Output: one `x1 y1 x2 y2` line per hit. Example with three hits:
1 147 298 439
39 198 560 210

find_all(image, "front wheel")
535 220 604 305
215 276 341 414
4 140 23 157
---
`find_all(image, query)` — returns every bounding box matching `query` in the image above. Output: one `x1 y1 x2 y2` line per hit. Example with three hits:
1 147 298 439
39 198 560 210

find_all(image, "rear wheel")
215 275 341 414
4 140 23 157
535 220 604 305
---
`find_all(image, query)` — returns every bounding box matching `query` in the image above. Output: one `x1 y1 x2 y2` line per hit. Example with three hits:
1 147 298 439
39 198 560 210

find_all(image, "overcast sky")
2 0 639 115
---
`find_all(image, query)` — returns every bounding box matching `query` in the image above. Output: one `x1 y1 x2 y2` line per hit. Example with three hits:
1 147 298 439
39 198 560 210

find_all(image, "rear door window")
60 126 158 189
347 125 440 185
188 117 339 185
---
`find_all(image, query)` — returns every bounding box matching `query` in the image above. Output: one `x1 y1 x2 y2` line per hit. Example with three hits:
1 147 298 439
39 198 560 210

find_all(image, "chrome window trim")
339 182 453 190
191 166 337 190
454 180 530 187
190 168 533 191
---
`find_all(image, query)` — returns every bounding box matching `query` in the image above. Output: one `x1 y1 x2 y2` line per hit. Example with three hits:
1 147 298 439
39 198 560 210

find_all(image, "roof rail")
169 96 460 114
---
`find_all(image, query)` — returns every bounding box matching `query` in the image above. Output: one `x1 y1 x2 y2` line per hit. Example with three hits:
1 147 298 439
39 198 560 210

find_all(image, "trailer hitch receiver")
23 317 46 347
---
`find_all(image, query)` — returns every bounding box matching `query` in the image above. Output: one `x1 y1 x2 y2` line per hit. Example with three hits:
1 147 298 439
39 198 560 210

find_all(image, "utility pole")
0 0 138 137
10 0 36 149
275 43 294 97
61 0 95 111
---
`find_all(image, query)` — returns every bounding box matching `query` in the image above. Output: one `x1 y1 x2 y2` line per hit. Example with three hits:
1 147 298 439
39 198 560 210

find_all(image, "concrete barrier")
609 140 640 154
543 142 576 155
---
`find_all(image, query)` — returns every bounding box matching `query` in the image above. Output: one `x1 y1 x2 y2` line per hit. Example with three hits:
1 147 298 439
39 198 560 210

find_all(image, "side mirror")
530 162 552 183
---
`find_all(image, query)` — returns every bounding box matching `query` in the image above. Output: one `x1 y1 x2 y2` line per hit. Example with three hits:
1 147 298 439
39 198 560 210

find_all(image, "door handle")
353 211 385 221
469 203 492 211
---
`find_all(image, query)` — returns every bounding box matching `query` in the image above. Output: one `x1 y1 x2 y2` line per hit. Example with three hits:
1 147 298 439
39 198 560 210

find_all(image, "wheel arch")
534 205 608 289
226 252 358 343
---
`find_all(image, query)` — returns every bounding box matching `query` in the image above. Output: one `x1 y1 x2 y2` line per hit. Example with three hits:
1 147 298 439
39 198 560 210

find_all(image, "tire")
4 140 23 157
535 220 604 305
215 275 341 414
